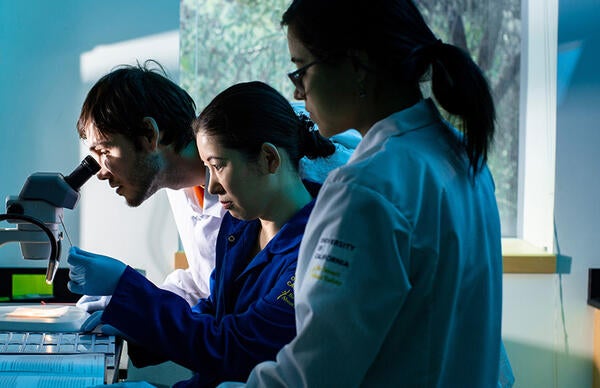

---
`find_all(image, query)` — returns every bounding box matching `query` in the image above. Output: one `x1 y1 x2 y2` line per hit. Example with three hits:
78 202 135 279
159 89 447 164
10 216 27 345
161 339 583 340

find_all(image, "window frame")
515 0 558 253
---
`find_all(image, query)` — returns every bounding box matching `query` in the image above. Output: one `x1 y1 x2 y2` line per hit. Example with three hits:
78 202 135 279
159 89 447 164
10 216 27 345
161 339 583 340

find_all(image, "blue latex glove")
68 246 127 296
80 310 104 332
80 310 129 339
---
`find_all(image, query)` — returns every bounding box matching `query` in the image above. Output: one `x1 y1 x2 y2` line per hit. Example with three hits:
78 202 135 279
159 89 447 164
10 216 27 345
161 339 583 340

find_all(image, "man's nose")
96 163 111 180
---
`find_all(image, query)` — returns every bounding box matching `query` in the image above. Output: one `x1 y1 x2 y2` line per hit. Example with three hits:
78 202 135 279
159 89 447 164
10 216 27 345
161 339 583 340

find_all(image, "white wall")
502 0 600 386
0 0 180 285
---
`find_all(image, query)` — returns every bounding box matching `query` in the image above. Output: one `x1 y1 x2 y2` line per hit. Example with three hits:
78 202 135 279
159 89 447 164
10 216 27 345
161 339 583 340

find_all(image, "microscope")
0 156 100 285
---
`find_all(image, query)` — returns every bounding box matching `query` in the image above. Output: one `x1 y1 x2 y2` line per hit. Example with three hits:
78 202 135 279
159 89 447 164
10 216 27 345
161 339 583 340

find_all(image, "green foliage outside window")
180 0 293 109
180 0 521 236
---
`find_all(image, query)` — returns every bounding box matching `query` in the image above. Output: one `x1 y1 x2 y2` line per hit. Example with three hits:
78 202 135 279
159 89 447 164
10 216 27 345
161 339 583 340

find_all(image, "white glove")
76 295 112 313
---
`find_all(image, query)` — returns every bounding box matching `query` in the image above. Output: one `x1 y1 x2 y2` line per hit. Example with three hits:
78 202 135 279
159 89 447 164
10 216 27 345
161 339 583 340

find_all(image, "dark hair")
192 81 335 170
282 0 495 173
77 60 196 152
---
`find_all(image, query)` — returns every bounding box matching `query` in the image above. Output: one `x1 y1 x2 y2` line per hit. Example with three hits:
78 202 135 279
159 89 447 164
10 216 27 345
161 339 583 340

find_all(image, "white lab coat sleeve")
162 188 221 305
240 180 413 387
160 268 205 305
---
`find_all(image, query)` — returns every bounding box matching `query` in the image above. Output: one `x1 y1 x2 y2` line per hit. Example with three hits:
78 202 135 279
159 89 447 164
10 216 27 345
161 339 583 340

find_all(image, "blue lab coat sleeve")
103 265 296 386
101 201 314 387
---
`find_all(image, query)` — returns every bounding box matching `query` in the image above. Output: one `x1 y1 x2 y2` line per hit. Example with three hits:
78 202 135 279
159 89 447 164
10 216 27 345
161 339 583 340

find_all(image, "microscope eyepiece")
64 156 101 191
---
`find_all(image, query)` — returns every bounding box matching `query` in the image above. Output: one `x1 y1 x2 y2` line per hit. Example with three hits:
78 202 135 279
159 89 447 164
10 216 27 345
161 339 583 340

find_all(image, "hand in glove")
68 246 126 296
80 310 104 332
80 310 129 339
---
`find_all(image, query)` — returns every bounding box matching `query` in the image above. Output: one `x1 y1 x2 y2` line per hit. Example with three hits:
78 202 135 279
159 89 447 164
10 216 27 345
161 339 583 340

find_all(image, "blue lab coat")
102 198 316 387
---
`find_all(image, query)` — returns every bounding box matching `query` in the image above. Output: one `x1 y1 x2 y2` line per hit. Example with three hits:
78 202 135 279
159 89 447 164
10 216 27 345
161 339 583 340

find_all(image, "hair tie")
296 112 322 158
297 112 316 132
406 38 443 63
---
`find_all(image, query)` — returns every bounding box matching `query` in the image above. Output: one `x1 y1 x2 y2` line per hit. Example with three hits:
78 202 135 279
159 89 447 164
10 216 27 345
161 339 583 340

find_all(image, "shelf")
176 239 559 274
502 238 557 273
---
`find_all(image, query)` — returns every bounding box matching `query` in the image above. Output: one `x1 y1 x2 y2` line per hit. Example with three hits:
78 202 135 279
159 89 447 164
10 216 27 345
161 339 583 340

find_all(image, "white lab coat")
238 99 503 387
163 185 224 304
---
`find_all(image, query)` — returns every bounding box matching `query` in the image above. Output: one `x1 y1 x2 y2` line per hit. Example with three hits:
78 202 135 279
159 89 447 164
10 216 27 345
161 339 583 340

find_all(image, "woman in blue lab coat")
67 81 335 387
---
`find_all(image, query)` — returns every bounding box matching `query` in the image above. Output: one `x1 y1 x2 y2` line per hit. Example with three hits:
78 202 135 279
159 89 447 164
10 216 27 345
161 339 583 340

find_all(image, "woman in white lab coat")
231 0 506 386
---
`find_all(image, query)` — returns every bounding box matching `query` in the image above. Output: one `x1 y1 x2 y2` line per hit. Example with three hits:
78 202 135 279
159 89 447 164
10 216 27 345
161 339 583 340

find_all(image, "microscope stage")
0 305 89 332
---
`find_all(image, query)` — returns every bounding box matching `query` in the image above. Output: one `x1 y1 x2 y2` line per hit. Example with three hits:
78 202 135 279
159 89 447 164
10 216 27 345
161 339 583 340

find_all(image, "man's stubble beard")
124 153 162 208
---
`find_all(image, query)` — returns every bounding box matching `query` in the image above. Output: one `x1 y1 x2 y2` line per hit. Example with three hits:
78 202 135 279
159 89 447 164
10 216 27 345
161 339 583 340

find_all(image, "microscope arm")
0 213 60 284
0 229 53 246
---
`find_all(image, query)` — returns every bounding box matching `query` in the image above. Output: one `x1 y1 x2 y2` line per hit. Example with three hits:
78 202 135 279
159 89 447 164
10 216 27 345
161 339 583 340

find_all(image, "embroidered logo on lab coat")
276 275 295 307
310 237 355 286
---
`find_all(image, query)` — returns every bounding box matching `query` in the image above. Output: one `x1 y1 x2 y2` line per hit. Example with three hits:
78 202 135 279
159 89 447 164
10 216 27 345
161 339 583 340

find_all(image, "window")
516 0 557 251
179 0 557 248
415 0 521 237
179 0 293 109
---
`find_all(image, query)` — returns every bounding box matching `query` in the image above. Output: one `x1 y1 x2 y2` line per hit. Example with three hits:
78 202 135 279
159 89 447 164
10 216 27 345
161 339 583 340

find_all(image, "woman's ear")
260 142 281 174
141 117 160 151
346 50 371 99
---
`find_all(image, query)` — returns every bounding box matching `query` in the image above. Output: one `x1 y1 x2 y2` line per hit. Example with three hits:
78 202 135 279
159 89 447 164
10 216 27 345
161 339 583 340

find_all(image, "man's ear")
141 117 160 151
260 142 281 174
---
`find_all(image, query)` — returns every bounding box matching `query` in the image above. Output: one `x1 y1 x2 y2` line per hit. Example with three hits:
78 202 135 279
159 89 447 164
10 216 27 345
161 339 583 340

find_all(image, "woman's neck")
356 81 423 136
257 177 312 250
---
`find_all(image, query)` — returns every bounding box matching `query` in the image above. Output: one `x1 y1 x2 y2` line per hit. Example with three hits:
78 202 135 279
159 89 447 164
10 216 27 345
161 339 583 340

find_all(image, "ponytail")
429 43 496 174
297 112 336 159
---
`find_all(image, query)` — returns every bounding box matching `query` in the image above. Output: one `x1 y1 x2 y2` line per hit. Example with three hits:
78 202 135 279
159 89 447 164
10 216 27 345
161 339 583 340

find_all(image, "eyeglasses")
287 60 321 94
